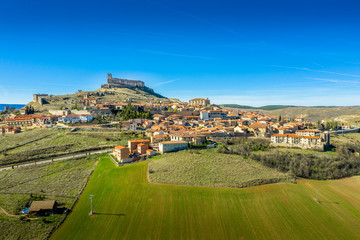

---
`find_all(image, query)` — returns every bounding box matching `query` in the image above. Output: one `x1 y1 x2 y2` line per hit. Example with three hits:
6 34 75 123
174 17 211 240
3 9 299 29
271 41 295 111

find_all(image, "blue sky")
1 0 360 106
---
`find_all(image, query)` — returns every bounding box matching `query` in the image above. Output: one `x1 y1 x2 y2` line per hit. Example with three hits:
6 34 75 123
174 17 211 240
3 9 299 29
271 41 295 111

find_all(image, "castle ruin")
33 94 48 105
101 74 145 89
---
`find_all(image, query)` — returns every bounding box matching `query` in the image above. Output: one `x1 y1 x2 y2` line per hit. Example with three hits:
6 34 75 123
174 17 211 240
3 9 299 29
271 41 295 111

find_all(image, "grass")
149 149 292 188
0 128 130 166
52 156 360 240
0 156 98 240
331 133 360 146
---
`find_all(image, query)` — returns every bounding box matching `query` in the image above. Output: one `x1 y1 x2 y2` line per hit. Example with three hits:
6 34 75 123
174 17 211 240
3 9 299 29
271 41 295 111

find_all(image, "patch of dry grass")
149 149 292 188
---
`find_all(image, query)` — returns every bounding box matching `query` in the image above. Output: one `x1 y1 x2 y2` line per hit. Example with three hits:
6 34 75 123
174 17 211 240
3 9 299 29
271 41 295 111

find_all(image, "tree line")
216 138 360 180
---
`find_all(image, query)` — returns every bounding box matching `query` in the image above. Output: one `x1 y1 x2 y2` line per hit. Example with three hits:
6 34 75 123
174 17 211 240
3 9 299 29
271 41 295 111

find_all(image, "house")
249 123 272 138
1 126 21 134
159 141 189 153
82 98 99 106
192 135 207 145
146 149 157 157
321 118 332 124
113 146 132 163
28 200 57 216
294 117 305 122
137 143 149 155
5 115 36 126
170 133 194 142
151 134 170 143
234 126 249 133
128 139 150 153
270 132 330 151
57 115 93 123
189 98 210 106
295 129 321 137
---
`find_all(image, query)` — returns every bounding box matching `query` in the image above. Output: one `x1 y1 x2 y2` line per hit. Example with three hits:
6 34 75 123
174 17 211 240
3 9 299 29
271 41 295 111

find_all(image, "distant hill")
221 104 298 110
221 104 360 122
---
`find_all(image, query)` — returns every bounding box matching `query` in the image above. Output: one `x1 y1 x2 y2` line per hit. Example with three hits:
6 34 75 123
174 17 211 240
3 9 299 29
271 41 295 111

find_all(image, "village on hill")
0 74 358 166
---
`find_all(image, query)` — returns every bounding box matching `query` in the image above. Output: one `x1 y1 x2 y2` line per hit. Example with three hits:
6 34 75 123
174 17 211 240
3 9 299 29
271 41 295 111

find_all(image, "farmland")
0 128 139 166
52 156 360 240
149 149 292 188
0 155 98 240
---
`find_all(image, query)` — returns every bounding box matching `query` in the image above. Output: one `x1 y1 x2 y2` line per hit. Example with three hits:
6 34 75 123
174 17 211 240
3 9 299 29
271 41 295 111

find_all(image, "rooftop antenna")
89 194 94 215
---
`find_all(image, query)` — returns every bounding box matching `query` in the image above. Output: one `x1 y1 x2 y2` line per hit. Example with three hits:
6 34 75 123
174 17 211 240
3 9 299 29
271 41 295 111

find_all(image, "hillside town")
1 75 357 165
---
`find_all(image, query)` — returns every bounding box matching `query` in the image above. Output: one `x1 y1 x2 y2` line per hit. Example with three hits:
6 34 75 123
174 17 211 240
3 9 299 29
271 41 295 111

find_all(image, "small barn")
28 200 57 216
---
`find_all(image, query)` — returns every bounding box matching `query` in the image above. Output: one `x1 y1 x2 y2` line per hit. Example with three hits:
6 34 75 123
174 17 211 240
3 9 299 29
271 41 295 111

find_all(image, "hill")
259 106 360 122
27 87 177 112
51 156 360 240
221 104 298 110
222 104 360 122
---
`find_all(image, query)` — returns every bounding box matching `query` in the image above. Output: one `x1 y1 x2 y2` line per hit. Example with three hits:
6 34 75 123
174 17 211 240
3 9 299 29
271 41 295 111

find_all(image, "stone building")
33 94 48 105
113 146 131 162
101 73 145 89
128 139 150 153
159 141 188 154
189 98 210 106
270 132 330 151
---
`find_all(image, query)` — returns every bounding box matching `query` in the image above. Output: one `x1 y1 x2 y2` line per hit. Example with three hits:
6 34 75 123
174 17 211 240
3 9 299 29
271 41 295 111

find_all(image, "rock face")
101 73 145 89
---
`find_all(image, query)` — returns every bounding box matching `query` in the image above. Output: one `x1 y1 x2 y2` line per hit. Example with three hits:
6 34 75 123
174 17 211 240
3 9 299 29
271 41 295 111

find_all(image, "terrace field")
149 149 293 188
0 128 137 166
52 156 360 240
0 155 98 240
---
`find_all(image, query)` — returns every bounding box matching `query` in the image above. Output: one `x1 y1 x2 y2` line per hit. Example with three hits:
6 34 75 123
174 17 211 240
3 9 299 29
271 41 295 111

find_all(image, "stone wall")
102 75 145 89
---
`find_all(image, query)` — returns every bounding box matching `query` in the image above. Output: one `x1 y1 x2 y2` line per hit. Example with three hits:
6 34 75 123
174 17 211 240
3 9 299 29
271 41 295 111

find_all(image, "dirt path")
0 206 17 217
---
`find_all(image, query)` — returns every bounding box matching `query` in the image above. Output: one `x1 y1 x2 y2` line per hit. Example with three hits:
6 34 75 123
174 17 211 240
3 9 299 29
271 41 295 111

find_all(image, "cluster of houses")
1 94 354 152
1 113 94 131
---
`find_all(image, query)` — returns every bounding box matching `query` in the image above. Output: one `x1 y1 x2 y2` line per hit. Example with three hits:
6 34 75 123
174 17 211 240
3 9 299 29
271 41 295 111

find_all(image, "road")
329 127 360 134
0 148 112 172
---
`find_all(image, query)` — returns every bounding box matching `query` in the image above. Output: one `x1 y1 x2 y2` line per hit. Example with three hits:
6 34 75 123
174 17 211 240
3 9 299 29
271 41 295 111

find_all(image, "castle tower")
107 73 112 80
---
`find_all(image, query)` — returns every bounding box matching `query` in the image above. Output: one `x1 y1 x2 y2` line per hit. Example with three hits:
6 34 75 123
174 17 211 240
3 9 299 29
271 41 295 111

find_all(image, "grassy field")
52 156 360 240
331 133 360 146
0 156 98 240
0 128 131 166
149 149 292 188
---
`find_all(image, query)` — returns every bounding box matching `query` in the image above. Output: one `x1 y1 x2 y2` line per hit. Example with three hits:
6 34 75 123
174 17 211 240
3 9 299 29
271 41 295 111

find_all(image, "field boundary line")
46 160 98 240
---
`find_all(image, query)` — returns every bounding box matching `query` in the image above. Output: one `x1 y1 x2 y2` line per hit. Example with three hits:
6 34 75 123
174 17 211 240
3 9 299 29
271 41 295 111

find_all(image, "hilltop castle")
101 74 145 89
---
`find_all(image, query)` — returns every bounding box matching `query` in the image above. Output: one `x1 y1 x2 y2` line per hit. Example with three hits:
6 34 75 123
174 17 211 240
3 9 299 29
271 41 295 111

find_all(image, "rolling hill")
27 87 178 113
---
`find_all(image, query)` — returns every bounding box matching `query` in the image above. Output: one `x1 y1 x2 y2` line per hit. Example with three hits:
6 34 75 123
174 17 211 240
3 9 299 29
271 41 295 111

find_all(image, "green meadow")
51 156 360 240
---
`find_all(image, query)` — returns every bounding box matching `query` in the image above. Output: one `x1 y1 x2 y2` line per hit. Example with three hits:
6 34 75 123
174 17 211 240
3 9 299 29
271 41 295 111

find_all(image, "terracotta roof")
115 146 127 150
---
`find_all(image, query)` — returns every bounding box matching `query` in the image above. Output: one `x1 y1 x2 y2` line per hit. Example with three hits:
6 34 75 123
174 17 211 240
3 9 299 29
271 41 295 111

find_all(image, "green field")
52 156 360 240
149 149 292 188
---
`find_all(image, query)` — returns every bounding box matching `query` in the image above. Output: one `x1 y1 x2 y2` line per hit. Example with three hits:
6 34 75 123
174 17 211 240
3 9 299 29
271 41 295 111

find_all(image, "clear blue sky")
1 0 360 106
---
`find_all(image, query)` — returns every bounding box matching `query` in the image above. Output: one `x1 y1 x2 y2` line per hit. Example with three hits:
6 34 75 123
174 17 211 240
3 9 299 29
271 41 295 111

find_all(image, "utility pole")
212 168 216 185
89 194 94 214
315 189 319 204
